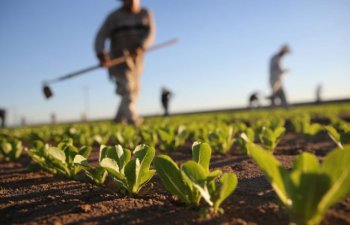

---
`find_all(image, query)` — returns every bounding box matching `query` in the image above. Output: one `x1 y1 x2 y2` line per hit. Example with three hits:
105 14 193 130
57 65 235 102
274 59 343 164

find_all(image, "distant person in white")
269 45 291 108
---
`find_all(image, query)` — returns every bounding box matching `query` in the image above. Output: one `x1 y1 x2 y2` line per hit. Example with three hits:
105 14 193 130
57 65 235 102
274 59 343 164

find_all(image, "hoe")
42 39 178 99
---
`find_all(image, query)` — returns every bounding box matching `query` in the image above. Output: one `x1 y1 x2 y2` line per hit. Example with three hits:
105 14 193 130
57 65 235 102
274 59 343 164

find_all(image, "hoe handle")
46 38 178 84
54 65 100 82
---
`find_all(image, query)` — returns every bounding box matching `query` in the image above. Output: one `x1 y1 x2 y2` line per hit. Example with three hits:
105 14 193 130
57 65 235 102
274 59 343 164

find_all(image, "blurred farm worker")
95 0 156 126
269 44 291 108
161 87 172 116
0 108 6 128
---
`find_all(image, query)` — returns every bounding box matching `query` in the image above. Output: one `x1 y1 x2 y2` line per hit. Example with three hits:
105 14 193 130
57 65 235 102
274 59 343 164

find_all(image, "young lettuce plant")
73 152 108 185
85 167 108 185
324 125 343 149
208 126 235 154
157 125 190 152
0 138 23 161
139 127 158 148
92 131 111 146
247 143 350 225
302 123 323 139
99 144 155 194
258 126 285 152
236 128 255 154
290 114 310 134
63 126 95 147
290 114 323 138
324 125 350 149
27 139 91 178
111 125 140 149
27 141 58 174
154 142 237 213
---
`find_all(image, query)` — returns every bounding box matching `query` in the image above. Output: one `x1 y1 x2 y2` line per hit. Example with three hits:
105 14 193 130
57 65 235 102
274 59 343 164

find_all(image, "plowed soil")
1 132 350 225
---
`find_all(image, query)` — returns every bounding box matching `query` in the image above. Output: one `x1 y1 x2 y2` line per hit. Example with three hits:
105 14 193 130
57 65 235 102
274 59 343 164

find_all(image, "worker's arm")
140 10 156 51
94 15 112 67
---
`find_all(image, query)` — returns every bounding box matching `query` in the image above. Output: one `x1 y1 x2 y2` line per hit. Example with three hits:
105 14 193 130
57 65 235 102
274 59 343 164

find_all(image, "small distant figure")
248 92 261 109
81 113 87 122
316 83 323 103
269 44 291 108
0 109 6 128
51 113 57 124
21 117 26 126
161 87 172 116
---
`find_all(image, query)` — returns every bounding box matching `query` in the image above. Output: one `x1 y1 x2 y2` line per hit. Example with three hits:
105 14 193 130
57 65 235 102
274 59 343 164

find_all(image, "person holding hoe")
95 0 156 126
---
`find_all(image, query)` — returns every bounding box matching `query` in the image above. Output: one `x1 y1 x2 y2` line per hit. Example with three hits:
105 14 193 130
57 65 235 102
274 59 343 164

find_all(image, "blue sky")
1 0 350 126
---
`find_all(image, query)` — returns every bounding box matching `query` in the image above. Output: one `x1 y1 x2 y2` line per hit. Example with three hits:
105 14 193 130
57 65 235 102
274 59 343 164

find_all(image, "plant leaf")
47 146 66 163
318 148 350 213
79 146 92 158
212 173 238 212
133 145 155 186
181 161 208 185
124 159 138 193
154 155 191 204
289 153 330 224
192 142 211 173
100 158 125 181
248 143 293 206
324 126 343 149
73 154 89 168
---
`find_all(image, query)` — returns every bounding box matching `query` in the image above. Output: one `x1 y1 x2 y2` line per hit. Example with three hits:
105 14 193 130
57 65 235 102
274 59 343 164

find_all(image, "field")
1 103 350 225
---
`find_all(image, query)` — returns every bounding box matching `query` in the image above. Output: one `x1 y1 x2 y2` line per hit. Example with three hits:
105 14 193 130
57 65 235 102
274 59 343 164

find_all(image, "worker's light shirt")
269 54 286 93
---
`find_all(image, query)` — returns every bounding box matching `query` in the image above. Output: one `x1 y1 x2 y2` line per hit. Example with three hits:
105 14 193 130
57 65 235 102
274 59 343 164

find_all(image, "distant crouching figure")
248 92 261 109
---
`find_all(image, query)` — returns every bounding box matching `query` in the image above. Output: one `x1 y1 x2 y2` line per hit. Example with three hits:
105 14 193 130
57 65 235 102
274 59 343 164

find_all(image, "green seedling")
139 128 158 148
154 142 237 213
253 117 285 135
290 114 323 138
303 123 323 139
99 144 155 194
27 139 91 178
324 125 350 149
63 126 95 146
157 125 190 151
111 125 140 149
0 138 23 161
290 114 310 133
73 153 108 185
324 125 343 149
236 128 255 154
248 143 350 225
92 131 111 146
208 126 235 154
258 126 285 152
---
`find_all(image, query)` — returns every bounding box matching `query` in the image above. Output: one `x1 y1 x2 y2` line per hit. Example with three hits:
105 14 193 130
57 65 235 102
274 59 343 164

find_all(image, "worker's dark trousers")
271 88 288 108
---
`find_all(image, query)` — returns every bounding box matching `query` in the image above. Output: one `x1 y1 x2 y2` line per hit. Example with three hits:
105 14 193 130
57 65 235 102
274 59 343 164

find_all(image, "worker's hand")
97 52 111 68
134 46 144 56
123 49 136 70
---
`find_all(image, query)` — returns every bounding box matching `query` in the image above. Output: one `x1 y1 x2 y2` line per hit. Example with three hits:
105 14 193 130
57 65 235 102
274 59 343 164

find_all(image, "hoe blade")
43 84 53 99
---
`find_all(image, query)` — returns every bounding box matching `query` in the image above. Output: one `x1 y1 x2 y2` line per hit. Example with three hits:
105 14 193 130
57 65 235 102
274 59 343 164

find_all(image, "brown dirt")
1 132 350 225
